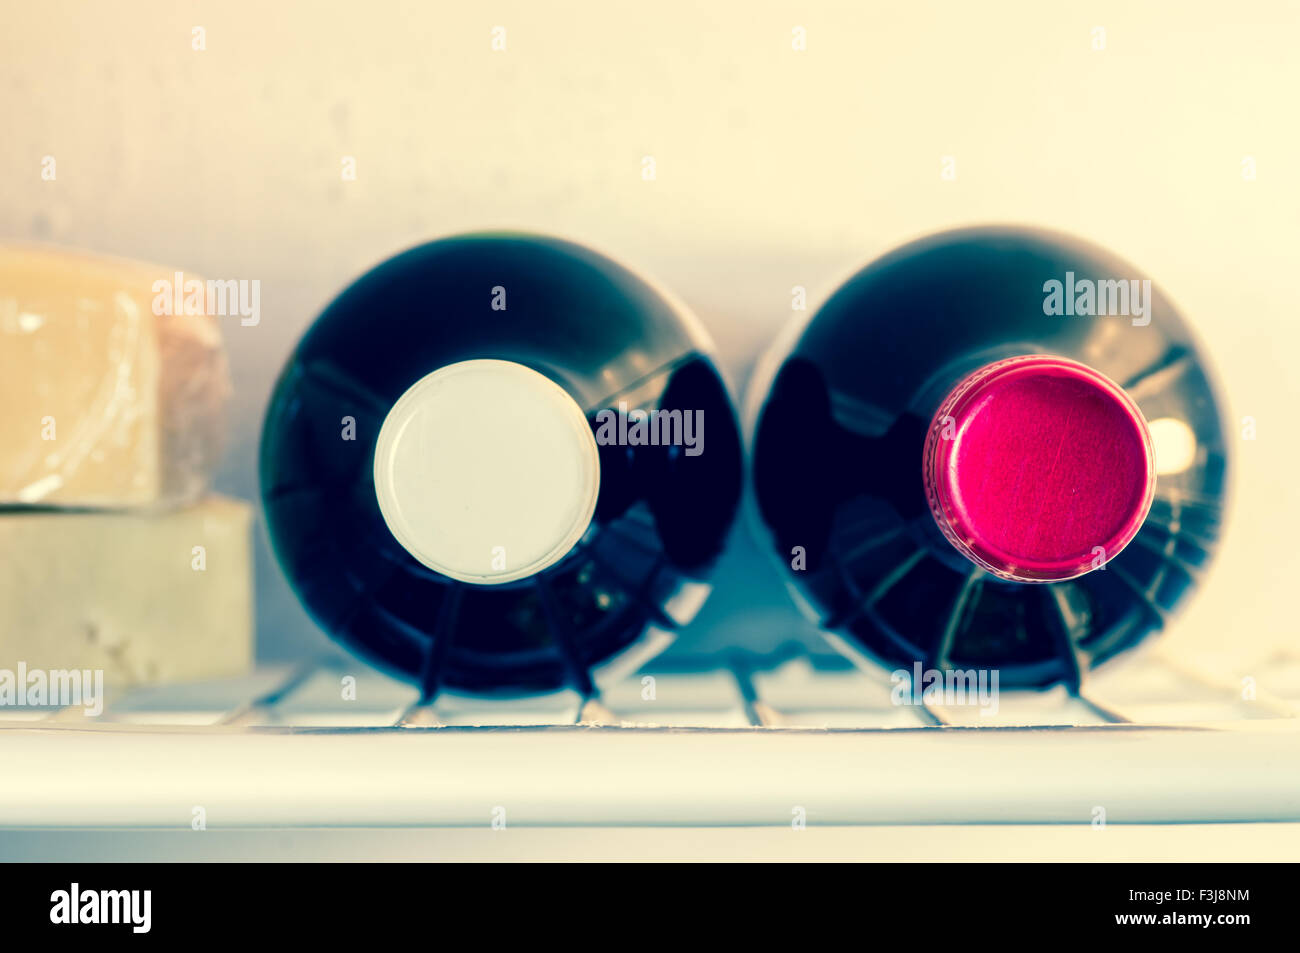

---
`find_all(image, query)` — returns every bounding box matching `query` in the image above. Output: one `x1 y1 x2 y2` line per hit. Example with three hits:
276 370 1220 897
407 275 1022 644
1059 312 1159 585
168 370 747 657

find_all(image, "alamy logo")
1042 272 1151 327
50 883 151 933
152 271 260 326
0 663 103 716
890 662 1000 714
593 402 703 457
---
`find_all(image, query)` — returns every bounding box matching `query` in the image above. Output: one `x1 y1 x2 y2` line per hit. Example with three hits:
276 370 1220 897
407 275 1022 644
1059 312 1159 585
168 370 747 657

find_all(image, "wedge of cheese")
0 245 231 507
0 496 253 689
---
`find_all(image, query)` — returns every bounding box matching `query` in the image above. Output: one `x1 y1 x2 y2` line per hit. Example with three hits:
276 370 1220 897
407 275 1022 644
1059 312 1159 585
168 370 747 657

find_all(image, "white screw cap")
373 359 600 584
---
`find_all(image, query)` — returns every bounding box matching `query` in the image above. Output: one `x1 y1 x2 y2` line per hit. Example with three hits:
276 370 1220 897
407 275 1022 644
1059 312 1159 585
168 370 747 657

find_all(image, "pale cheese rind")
0 245 230 506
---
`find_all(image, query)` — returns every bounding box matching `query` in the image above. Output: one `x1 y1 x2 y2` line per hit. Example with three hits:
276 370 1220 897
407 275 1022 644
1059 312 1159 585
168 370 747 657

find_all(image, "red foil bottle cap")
923 355 1156 582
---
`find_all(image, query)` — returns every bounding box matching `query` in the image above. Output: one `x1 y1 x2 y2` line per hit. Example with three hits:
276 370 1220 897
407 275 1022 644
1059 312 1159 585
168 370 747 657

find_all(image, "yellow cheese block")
0 496 253 688
0 245 230 507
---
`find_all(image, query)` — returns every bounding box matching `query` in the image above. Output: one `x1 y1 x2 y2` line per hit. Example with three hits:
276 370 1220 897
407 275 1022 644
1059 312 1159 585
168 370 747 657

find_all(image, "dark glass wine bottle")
749 227 1229 690
261 233 742 697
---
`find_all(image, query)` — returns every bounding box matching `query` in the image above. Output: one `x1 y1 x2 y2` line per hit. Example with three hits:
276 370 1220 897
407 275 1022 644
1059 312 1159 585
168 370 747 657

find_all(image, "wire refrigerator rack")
2 644 1298 841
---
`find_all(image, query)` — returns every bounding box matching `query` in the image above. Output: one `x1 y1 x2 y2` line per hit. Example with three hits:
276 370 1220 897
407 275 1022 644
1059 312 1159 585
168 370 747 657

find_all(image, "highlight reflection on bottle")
750 227 1229 690
261 233 743 697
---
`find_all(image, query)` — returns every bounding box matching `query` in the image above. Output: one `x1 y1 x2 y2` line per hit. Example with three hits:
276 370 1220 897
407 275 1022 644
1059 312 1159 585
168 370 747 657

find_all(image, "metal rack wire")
4 645 1298 729
1 647 1298 837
